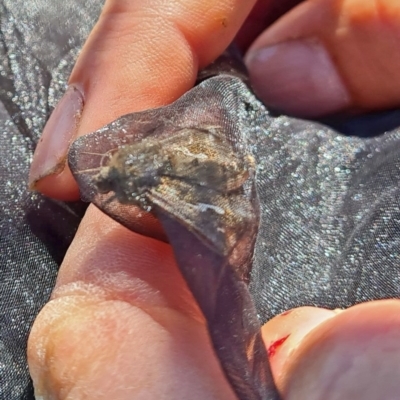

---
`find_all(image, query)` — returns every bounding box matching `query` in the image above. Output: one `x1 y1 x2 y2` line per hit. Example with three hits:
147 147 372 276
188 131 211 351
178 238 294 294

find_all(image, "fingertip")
29 85 84 199
31 165 81 201
261 306 336 390
31 0 257 200
246 0 400 116
245 38 351 117
280 300 400 400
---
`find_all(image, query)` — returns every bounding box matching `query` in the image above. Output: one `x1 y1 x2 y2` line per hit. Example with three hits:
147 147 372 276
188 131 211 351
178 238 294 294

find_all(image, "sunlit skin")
28 1 400 399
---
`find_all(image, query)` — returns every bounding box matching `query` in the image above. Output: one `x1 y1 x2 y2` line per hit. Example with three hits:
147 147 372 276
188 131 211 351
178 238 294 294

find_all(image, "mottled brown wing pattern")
90 126 256 257
147 177 254 257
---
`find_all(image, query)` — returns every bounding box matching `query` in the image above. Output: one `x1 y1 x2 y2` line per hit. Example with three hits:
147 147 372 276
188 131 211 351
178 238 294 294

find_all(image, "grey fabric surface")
1 1 400 399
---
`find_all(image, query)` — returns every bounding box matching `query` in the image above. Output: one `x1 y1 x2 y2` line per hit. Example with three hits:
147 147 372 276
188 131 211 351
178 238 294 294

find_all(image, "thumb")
245 0 400 118
29 0 256 200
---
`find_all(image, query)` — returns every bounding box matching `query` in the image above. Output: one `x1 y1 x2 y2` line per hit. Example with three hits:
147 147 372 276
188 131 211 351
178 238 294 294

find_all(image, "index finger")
29 0 258 200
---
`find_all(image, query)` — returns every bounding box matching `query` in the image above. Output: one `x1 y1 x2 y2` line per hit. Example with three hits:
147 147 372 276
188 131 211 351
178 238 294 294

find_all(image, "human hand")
28 1 400 399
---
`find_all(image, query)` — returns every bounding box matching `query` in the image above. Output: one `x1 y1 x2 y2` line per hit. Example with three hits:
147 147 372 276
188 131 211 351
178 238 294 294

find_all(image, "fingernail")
245 39 351 117
29 85 84 189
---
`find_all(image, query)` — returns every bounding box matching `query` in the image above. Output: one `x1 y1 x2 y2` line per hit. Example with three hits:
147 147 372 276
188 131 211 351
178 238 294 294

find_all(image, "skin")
28 1 400 399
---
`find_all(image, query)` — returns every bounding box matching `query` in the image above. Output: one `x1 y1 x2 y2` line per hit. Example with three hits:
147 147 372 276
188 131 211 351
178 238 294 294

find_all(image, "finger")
261 306 338 392
245 0 400 117
262 300 400 399
27 206 237 399
29 0 257 200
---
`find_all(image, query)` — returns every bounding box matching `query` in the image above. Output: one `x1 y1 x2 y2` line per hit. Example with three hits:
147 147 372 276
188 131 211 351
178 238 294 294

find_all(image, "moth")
90 126 255 255
69 102 260 280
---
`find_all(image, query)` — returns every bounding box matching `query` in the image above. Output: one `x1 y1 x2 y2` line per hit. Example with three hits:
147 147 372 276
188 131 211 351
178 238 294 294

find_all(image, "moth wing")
68 123 168 241
166 129 254 192
147 177 255 257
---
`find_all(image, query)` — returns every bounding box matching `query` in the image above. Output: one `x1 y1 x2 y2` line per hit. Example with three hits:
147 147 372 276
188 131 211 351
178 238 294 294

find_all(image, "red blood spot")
280 309 293 317
267 335 290 358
